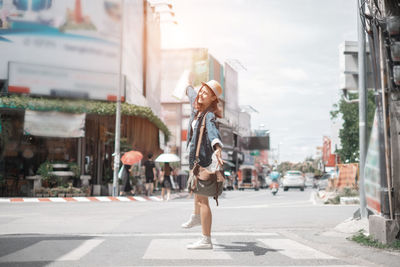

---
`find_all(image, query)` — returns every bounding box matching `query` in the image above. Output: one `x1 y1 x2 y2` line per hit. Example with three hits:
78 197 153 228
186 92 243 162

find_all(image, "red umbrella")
121 150 143 165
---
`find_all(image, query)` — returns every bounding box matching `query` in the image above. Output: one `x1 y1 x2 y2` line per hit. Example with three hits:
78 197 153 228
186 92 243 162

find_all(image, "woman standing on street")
181 75 224 250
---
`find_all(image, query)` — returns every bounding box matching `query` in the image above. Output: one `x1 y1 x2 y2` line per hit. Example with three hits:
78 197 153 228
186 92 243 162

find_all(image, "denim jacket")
186 86 223 170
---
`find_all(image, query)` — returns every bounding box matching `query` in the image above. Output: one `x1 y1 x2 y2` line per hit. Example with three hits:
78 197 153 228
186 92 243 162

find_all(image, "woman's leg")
196 194 212 236
161 187 165 200
166 188 171 201
194 194 200 215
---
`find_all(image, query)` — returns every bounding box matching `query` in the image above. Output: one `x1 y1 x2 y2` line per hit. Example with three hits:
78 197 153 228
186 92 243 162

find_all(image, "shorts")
146 177 154 183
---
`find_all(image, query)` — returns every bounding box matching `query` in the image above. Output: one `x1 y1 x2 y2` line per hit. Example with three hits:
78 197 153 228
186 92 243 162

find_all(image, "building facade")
0 0 168 196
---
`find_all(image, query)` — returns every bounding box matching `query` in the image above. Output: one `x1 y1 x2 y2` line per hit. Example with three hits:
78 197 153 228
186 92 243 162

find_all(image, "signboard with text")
0 0 122 100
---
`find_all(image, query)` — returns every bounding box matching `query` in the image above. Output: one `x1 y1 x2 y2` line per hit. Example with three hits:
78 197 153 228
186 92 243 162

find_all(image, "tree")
330 91 376 163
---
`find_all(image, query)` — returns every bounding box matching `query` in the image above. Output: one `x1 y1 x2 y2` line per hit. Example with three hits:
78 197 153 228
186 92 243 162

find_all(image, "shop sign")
24 110 85 138
8 62 120 101
364 111 382 214
0 0 123 100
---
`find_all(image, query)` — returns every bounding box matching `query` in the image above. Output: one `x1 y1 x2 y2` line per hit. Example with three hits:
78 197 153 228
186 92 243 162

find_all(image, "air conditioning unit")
393 66 400 86
387 16 400 36
391 42 400 62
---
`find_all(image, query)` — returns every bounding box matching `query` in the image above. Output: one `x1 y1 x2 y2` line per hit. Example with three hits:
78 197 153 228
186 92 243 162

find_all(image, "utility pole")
357 0 368 218
112 0 125 197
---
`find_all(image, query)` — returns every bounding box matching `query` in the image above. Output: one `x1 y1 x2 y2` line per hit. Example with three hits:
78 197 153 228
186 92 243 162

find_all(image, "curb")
0 192 189 203
0 196 162 203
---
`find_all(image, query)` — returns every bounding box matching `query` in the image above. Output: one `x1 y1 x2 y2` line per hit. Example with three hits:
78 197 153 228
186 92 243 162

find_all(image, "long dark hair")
193 88 223 118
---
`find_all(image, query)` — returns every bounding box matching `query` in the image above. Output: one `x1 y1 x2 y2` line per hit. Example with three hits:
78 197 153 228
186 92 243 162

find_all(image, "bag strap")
194 112 208 162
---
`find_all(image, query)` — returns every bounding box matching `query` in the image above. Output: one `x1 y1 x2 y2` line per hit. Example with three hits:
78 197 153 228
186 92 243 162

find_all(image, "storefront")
0 95 170 197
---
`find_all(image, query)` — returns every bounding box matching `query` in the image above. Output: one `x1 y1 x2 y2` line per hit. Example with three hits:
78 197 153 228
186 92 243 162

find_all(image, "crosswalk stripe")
143 239 232 260
258 239 336 259
56 239 104 261
0 239 102 262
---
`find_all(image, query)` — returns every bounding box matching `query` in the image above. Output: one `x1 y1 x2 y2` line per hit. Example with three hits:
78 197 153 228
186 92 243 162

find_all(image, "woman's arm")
186 72 197 108
186 86 197 107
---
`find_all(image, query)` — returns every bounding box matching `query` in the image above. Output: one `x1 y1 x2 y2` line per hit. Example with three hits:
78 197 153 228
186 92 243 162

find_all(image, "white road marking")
133 266 364 267
56 239 104 261
116 197 131 202
0 239 102 262
73 197 90 202
2 232 279 238
258 238 336 259
133 196 146 202
48 197 66 202
142 239 232 260
149 196 162 201
21 198 39 202
0 199 10 203
97 197 112 202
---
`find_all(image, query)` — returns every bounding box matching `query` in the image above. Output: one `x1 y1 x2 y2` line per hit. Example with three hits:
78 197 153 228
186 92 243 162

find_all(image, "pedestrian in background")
181 75 224 250
119 164 134 196
160 162 173 201
143 153 156 196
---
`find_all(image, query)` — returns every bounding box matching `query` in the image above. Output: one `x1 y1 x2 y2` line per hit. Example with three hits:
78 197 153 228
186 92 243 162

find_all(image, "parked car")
282 170 305 191
304 173 314 188
317 172 335 190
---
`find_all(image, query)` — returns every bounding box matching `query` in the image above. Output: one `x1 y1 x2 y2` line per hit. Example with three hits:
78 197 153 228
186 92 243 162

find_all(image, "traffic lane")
0 190 356 235
218 187 315 204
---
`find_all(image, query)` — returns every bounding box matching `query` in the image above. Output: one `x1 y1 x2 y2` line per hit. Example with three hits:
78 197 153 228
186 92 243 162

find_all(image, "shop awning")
0 95 171 141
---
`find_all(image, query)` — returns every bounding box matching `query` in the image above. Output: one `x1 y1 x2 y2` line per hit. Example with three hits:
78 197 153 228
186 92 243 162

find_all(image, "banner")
241 136 270 150
0 0 122 99
364 111 382 214
24 110 86 138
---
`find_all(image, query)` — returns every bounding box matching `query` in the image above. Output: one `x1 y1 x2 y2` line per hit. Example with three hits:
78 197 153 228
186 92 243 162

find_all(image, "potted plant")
42 188 50 197
68 162 81 178
65 186 74 197
37 161 58 188
49 188 58 197
58 186 66 197
81 185 90 196
34 188 44 197
72 188 81 197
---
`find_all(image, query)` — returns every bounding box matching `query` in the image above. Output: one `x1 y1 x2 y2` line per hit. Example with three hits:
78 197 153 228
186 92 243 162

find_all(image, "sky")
161 0 358 162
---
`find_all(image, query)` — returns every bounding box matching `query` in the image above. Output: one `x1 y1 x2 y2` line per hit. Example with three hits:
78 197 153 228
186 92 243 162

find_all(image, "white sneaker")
181 214 201 229
187 236 213 249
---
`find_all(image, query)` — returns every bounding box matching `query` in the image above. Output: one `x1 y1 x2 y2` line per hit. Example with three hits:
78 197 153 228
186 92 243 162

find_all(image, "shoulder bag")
187 112 225 205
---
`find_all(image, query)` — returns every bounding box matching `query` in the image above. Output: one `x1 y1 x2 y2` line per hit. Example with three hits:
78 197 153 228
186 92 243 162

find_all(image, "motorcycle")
270 181 279 195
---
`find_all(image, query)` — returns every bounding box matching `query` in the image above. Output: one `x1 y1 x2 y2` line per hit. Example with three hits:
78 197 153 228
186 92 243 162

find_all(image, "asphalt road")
0 188 399 266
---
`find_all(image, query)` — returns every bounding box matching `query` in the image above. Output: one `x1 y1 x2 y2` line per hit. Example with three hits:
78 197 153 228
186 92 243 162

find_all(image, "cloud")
278 68 309 82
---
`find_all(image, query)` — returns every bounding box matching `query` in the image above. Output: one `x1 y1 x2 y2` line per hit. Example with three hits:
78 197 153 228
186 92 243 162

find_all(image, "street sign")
250 150 260 156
